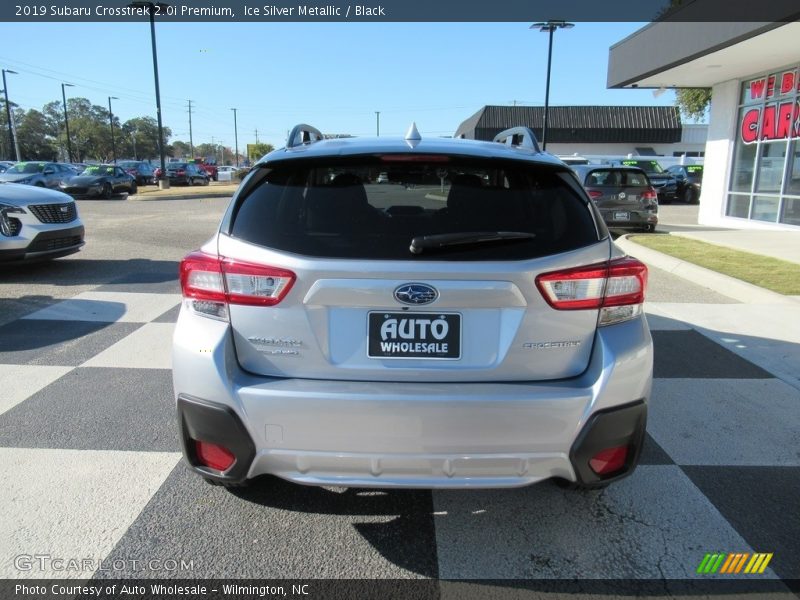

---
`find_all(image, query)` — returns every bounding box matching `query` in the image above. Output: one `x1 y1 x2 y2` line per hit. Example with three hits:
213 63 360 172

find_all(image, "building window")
728 65 800 226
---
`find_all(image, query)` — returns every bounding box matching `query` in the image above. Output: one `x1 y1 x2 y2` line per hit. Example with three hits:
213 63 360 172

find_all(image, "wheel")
641 223 656 233
102 183 113 199
129 182 138 195
35 182 45 187
203 177 209 186
685 187 699 204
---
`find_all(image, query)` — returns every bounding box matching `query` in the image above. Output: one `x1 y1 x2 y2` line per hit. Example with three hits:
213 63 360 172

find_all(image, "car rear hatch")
183 155 647 383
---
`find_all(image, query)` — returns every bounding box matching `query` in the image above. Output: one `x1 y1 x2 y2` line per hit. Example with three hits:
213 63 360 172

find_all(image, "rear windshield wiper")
409 231 536 255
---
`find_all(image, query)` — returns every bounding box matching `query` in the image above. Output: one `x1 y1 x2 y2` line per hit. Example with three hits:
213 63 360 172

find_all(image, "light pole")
230 108 238 167
375 111 380 137
61 83 75 162
130 1 170 188
108 96 119 163
530 20 574 151
2 69 19 161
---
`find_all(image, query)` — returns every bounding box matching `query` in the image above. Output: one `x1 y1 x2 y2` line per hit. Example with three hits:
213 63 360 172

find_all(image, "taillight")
535 257 648 326
179 251 295 320
588 190 603 199
641 188 658 201
177 169 186 176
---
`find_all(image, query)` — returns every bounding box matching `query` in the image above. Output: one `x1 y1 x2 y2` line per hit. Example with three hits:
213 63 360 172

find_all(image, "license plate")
614 211 630 221
368 312 461 359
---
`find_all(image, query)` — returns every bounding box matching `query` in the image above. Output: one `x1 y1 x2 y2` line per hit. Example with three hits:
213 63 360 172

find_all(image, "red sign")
740 100 800 144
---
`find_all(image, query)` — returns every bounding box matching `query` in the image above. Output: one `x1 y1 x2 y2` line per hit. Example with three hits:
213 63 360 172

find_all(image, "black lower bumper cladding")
570 399 647 486
177 395 256 484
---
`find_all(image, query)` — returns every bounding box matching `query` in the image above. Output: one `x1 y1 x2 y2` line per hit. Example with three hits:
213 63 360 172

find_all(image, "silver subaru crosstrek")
173 124 653 489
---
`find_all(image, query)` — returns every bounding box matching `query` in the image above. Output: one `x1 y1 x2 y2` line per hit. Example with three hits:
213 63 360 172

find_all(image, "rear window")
621 160 664 174
228 157 599 261
586 169 649 187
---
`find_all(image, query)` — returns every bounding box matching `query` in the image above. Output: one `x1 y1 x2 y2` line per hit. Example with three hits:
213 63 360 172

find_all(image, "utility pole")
61 83 75 162
230 108 239 167
108 96 119 163
187 99 194 157
375 111 380 137
2 69 19 161
254 128 259 144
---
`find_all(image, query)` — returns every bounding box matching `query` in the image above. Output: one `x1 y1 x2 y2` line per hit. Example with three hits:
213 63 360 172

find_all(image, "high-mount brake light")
179 251 296 320
535 257 648 326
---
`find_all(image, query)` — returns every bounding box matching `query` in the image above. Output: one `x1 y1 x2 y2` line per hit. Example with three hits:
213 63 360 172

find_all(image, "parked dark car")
166 162 209 186
59 164 137 199
666 164 703 204
0 161 75 189
572 165 659 232
118 160 156 186
608 159 677 204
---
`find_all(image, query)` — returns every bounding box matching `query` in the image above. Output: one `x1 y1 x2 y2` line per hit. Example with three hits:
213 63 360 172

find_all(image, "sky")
0 21 676 154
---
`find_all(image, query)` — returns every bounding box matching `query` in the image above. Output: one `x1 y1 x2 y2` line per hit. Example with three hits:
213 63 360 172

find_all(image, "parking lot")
1 198 798 595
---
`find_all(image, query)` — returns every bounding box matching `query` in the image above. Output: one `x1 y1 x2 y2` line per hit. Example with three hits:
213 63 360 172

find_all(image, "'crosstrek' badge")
394 283 438 305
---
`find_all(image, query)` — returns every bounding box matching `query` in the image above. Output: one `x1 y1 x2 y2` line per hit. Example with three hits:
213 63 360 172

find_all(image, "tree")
171 140 191 159
16 109 57 160
248 143 274 162
675 88 711 122
119 117 171 161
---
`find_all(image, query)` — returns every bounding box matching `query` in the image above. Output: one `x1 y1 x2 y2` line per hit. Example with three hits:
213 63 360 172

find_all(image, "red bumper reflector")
194 440 235 471
589 446 628 475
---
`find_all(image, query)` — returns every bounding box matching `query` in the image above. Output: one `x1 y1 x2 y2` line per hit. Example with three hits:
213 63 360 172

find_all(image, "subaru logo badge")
60 205 69 213
394 283 438 306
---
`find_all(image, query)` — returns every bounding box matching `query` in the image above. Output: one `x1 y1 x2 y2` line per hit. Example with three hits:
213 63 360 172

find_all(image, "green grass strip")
628 235 800 295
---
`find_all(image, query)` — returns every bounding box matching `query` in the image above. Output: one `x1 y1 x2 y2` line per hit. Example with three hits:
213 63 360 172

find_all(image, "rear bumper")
599 209 658 230
173 309 653 488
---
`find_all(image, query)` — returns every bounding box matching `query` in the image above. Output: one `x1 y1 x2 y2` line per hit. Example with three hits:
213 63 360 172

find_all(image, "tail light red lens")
588 190 603 199
180 251 296 309
177 169 186 176
535 257 648 324
194 440 235 471
642 188 658 201
589 446 628 475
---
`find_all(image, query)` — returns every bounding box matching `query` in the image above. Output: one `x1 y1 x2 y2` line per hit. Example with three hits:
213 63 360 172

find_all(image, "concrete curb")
614 234 798 305
128 192 234 201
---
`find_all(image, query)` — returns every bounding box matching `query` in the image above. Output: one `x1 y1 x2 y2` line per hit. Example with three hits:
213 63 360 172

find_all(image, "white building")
608 21 800 230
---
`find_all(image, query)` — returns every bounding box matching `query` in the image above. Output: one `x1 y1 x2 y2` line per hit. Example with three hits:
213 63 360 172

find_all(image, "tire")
35 182 45 187
685 187 699 205
102 183 113 199
641 223 656 233
203 177 210 186
129 182 138 195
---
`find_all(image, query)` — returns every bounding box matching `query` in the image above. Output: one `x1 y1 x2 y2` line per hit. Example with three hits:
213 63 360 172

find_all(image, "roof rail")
287 124 324 148
492 127 541 153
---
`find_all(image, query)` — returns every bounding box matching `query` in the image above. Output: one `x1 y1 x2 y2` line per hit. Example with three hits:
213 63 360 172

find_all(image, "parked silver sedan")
0 182 85 262
173 125 653 490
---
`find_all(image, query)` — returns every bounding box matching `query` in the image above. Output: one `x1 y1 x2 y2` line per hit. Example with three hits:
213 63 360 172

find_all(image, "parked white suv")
173 124 653 490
